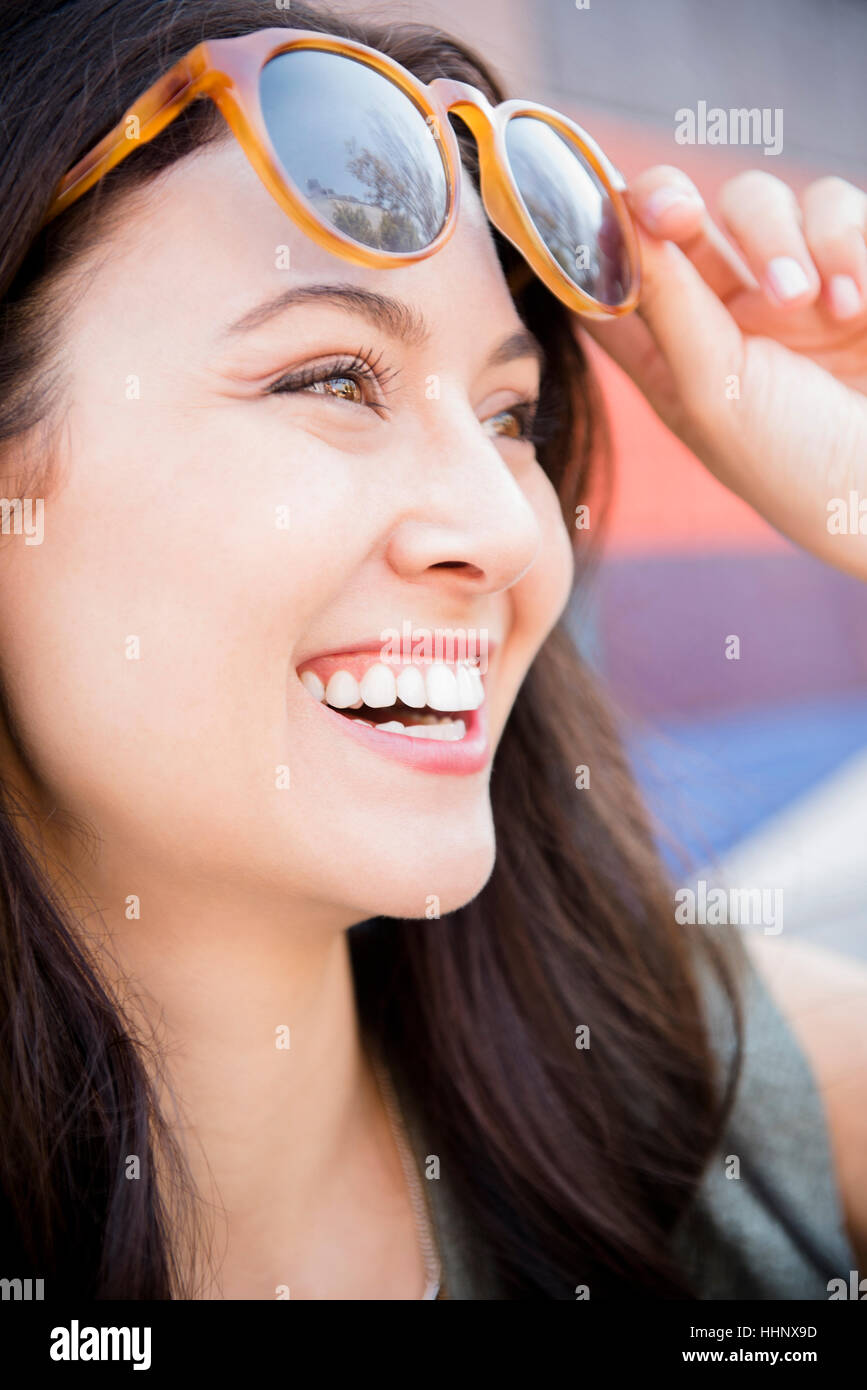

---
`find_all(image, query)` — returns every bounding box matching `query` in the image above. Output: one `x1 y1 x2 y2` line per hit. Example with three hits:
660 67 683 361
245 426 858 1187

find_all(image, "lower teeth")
354 718 467 742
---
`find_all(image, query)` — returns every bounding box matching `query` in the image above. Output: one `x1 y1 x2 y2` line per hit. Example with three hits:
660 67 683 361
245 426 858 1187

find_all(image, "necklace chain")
370 1049 443 1301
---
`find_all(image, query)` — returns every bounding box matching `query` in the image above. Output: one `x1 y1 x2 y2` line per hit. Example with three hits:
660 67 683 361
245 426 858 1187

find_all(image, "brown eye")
267 351 395 416
309 375 363 404
490 409 524 438
486 401 539 441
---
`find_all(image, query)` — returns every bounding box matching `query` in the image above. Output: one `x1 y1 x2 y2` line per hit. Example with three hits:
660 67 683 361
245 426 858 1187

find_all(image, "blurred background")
330 0 867 957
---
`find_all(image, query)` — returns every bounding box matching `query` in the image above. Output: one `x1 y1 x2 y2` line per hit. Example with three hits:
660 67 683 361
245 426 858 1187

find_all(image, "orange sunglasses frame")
44 27 641 320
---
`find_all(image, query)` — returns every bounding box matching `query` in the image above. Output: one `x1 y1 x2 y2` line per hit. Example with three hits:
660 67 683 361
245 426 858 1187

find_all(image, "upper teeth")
299 660 484 713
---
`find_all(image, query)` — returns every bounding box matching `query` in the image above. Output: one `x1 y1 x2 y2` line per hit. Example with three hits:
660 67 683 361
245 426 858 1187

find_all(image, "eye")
486 398 542 443
267 349 396 416
303 373 364 404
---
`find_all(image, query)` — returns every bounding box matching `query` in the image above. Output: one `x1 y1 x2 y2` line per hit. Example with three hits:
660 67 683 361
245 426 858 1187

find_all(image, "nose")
384 408 543 597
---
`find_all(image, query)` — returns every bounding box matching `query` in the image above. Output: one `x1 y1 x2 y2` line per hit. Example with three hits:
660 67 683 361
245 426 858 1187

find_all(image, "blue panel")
627 696 867 873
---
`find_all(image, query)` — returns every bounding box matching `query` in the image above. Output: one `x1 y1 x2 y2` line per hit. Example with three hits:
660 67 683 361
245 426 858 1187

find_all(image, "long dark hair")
0 0 744 1298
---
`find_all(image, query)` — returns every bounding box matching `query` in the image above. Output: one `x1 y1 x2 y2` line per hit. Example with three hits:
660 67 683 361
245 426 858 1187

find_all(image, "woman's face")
0 137 574 925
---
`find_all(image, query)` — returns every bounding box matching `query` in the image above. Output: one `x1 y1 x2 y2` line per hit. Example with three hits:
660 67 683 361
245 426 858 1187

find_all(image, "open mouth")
296 655 485 743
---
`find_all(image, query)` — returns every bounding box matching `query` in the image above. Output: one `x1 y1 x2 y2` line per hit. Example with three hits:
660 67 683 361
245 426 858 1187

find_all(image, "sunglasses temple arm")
46 53 207 221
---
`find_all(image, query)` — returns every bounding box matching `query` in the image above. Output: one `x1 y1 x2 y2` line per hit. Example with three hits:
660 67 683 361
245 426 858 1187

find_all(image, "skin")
746 935 867 1269
0 129 864 1294
602 164 867 1270
0 138 572 1299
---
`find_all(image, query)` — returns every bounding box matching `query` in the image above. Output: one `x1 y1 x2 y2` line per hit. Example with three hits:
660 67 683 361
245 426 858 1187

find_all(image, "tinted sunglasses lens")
504 115 631 306
259 49 449 253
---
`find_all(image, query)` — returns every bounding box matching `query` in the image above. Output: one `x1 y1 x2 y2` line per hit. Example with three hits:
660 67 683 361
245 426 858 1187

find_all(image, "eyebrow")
224 282 547 374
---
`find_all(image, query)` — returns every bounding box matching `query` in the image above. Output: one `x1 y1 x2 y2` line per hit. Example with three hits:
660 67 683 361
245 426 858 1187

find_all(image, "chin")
342 804 497 922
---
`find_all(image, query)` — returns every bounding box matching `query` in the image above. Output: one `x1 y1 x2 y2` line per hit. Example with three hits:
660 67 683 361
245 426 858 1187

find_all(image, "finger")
627 165 758 302
800 176 867 322
581 222 744 430
579 306 663 401
717 169 822 309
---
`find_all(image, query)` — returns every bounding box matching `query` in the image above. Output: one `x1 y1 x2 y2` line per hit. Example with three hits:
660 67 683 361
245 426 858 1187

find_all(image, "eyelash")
267 349 554 447
268 348 397 418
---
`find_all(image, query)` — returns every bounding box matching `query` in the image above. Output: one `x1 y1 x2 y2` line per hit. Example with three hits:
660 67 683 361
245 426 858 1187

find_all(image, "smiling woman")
0 0 864 1308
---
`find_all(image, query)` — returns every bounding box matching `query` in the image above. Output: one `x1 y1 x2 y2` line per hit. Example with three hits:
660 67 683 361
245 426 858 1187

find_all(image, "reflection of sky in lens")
505 117 630 305
259 50 448 252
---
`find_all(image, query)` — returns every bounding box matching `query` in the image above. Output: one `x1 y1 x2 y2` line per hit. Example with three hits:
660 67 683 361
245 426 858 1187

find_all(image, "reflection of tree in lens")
340 111 444 251
508 123 628 305
377 208 423 251
331 202 377 244
514 152 600 285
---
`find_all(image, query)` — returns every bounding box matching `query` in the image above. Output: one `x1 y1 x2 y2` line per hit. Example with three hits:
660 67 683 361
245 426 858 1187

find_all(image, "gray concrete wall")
330 0 867 175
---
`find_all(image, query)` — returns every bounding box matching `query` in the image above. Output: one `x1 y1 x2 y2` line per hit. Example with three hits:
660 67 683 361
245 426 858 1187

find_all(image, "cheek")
513 461 575 640
0 400 374 866
482 461 573 750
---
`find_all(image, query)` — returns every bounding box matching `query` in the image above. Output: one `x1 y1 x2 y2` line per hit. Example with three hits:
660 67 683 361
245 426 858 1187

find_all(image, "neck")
68 863 420 1298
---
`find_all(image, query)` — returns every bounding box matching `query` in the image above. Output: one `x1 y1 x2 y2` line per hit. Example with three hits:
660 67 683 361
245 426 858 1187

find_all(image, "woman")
0 0 864 1300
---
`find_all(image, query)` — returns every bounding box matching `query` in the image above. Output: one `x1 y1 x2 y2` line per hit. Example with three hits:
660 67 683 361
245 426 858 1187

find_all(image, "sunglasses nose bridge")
427 77 497 131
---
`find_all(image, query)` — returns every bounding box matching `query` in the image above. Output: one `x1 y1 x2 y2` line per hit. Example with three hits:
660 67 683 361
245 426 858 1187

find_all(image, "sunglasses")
44 26 641 319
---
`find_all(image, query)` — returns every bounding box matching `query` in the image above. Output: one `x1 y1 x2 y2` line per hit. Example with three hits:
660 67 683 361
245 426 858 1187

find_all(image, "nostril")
430 560 485 578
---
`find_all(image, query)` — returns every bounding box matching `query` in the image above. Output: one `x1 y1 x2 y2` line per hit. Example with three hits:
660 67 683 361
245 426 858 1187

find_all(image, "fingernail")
766 256 811 302
828 273 862 320
643 186 703 229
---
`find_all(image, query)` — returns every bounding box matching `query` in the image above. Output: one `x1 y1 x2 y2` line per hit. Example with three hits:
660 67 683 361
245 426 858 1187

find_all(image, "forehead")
91 134 519 343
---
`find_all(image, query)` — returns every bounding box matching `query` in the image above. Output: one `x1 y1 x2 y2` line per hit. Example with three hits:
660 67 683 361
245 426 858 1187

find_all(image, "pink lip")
295 636 500 671
308 694 491 776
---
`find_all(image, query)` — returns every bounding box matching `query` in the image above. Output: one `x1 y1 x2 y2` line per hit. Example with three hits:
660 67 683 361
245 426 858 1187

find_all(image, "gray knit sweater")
390 934 856 1299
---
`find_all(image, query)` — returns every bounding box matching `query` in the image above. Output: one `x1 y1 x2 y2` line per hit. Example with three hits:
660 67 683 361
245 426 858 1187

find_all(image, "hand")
579 166 867 579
